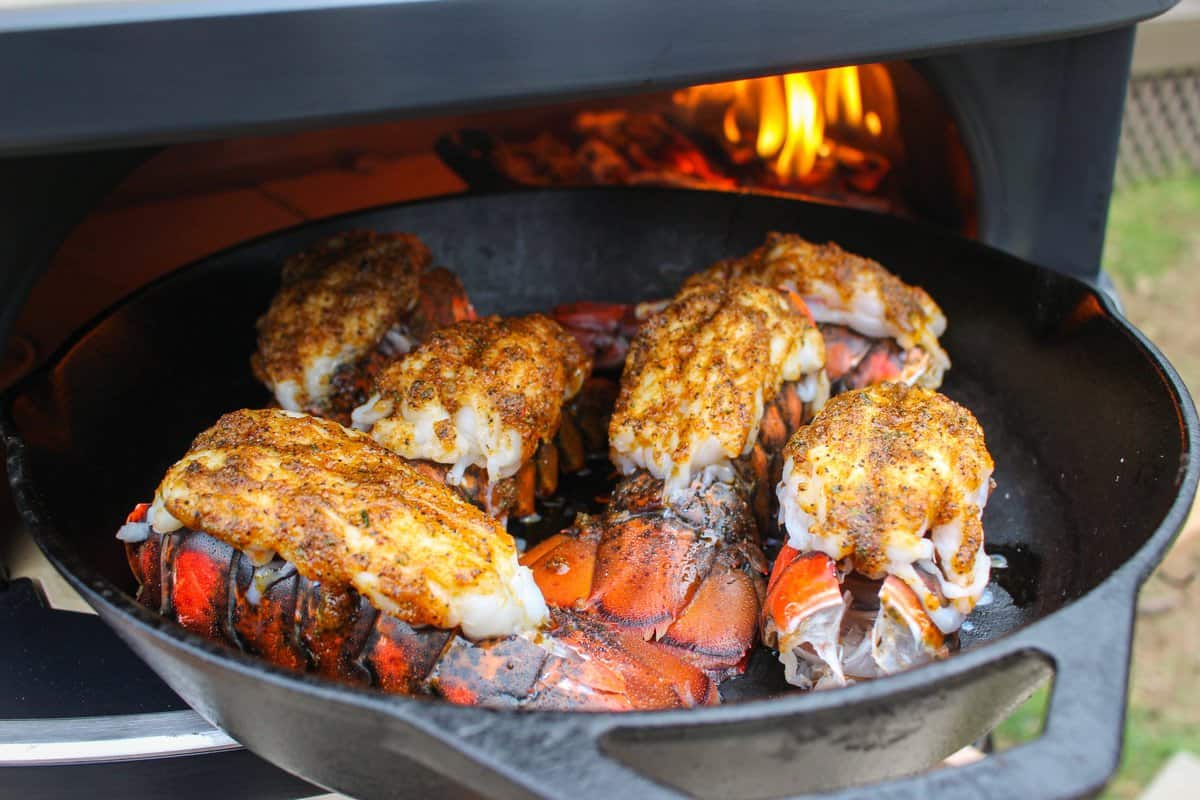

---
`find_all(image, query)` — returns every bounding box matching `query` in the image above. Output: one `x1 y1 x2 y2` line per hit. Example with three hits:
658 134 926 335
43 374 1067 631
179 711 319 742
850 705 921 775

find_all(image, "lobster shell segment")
522 471 767 680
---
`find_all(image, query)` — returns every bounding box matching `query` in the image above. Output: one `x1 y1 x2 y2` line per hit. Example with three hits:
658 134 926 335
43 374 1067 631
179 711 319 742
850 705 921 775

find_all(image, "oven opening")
12 60 974 386
439 62 975 235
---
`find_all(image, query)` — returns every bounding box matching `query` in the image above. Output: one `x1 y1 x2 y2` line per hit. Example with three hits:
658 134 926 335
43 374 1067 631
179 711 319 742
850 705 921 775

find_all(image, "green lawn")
1103 176 1200 284
992 684 1200 799
991 683 1048 751
1107 709 1200 798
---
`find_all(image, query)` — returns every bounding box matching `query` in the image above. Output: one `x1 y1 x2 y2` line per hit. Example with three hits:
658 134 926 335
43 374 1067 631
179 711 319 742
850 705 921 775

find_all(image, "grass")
991 683 1049 751
1107 710 1200 799
992 686 1200 800
1102 175 1200 285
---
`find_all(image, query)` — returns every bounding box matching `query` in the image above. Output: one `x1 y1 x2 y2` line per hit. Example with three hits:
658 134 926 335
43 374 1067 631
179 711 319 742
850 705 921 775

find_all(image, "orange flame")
774 72 823 179
827 67 862 130
673 65 896 182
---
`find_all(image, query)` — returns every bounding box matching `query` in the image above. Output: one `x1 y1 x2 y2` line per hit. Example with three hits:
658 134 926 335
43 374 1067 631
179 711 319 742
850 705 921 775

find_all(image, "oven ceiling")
0 0 1176 156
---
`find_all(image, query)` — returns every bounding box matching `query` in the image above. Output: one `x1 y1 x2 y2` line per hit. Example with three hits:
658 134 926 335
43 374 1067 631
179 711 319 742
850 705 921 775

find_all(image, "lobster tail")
126 527 715 710
523 472 767 680
433 611 717 710
766 384 992 688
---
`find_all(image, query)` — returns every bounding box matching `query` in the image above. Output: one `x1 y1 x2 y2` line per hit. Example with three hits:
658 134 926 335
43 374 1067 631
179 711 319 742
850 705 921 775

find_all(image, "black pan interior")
9 188 1187 698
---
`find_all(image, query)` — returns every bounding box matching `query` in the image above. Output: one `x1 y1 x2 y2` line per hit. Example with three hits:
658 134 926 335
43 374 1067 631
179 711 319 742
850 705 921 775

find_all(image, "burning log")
435 66 907 214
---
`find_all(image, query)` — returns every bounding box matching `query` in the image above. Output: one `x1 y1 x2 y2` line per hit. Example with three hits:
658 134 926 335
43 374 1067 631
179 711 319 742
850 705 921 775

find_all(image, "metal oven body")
0 3 1188 798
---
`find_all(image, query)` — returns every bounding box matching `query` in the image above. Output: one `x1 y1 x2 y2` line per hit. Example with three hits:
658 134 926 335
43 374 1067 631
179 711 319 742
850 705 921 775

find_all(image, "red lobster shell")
124 504 717 711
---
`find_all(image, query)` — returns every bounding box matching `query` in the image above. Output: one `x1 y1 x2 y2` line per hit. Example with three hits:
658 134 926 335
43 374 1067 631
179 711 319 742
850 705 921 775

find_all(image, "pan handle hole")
986 671 1052 754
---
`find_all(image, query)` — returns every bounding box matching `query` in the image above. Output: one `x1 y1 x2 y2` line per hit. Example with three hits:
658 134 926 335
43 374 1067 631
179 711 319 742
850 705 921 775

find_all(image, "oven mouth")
4 188 1195 725
10 62 980 390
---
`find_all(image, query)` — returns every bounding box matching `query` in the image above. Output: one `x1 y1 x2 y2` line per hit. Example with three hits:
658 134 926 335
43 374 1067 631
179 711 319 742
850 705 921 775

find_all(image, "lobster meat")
553 232 949 394
349 313 593 521
252 231 478 427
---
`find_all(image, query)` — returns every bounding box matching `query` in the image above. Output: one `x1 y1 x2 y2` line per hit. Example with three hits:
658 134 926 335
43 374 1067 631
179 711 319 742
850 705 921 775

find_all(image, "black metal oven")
0 2 1185 798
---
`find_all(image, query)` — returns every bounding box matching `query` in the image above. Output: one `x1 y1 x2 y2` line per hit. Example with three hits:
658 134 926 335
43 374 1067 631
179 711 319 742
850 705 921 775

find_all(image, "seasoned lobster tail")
126 522 716 710
524 269 829 681
703 233 951 391
765 384 992 688
350 313 593 522
556 233 951 397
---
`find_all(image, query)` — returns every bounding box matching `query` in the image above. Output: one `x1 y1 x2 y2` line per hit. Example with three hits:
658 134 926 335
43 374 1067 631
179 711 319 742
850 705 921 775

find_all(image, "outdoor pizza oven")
0 3 1194 799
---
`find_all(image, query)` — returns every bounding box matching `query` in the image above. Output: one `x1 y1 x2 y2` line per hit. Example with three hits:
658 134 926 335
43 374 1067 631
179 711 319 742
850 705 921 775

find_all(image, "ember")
445 65 907 214
672 65 902 194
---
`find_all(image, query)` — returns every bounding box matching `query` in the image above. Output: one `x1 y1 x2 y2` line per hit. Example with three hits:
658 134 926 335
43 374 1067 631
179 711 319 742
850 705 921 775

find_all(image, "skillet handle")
471 574 1139 800
824 574 1139 800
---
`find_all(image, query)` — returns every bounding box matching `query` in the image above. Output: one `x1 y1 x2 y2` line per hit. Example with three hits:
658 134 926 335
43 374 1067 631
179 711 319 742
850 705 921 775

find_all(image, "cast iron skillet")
4 189 1197 799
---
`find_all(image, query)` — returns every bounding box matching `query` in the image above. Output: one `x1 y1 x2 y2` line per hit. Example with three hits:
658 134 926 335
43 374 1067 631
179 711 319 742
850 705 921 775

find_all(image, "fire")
673 65 897 184
775 72 823 179
825 66 863 129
